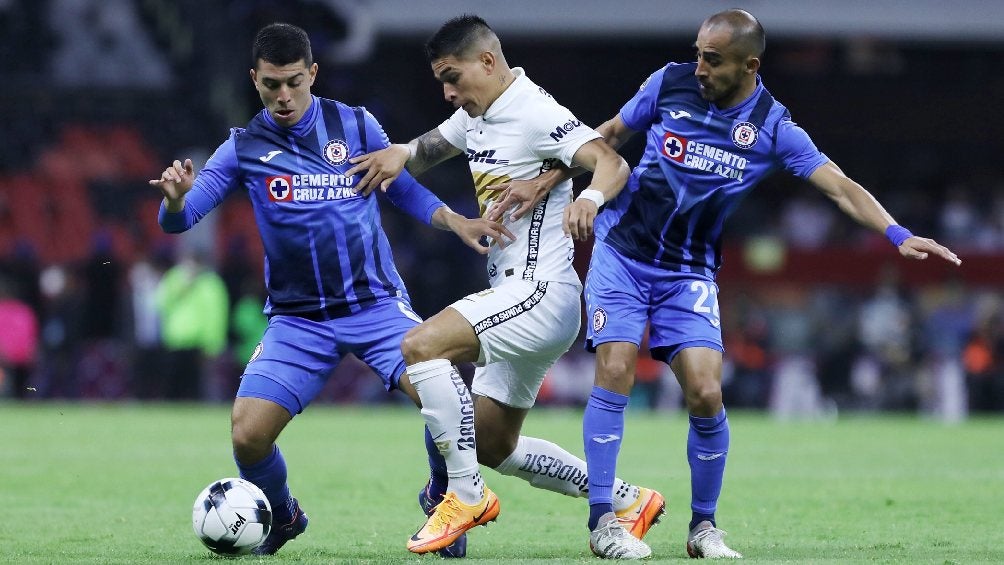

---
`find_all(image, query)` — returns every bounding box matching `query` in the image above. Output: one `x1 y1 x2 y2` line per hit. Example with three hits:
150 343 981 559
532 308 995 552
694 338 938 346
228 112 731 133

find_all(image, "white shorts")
449 280 582 409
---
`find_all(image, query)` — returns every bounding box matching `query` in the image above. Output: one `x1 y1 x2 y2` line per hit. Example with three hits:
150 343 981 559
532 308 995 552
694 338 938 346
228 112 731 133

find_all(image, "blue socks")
583 386 628 530
236 445 294 523
688 408 729 531
424 425 449 501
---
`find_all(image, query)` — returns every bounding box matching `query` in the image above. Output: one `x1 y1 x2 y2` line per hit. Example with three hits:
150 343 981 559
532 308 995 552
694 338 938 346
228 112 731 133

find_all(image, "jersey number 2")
690 280 721 326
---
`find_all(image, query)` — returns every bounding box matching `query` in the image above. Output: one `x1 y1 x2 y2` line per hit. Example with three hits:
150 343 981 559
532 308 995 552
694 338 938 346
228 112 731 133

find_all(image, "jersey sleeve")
437 108 470 151
773 115 829 179
358 109 445 224
523 101 601 167
159 130 241 233
619 64 668 132
361 108 392 151
382 170 446 225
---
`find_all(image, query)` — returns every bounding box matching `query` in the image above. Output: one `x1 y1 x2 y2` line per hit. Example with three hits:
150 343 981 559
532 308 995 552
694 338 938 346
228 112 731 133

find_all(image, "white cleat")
590 518 652 559
686 521 743 559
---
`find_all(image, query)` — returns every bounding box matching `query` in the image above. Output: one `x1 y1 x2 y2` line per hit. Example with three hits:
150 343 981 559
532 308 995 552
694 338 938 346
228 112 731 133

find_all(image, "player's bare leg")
582 342 652 558
402 308 499 554
671 347 741 558
231 397 307 555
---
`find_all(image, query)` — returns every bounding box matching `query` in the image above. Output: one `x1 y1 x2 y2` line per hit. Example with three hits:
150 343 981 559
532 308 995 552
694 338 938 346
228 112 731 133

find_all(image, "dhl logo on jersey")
265 174 357 202
661 131 747 181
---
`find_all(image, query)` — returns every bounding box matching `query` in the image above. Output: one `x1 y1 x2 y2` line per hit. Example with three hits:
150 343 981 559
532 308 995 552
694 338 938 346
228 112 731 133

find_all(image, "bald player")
488 9 960 559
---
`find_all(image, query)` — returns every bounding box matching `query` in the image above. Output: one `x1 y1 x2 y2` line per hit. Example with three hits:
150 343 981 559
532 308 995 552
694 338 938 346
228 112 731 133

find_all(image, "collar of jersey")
260 95 320 137
481 67 527 122
709 75 764 118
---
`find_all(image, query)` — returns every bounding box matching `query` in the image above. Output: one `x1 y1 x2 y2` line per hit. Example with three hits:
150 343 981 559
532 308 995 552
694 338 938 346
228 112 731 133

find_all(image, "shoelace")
692 526 729 544
430 495 464 532
597 519 631 539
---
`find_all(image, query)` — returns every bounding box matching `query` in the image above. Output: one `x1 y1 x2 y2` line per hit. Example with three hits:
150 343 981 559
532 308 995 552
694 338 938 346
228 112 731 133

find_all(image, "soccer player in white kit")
348 14 662 559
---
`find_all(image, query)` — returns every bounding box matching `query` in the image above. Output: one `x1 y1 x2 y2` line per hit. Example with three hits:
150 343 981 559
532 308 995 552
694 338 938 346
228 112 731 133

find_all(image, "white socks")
407 359 482 504
494 435 639 511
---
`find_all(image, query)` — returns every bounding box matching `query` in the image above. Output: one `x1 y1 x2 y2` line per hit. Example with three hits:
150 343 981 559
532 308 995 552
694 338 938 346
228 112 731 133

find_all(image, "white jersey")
438 67 600 289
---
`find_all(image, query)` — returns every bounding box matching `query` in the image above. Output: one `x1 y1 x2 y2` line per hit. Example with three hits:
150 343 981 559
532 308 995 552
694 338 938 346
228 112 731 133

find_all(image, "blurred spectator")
81 232 122 340
128 250 168 399
155 250 228 399
962 313 1003 412
938 185 978 249
723 307 771 408
229 279 268 392
779 196 836 249
36 264 85 397
1 240 43 315
0 278 39 398
855 267 917 409
219 235 256 313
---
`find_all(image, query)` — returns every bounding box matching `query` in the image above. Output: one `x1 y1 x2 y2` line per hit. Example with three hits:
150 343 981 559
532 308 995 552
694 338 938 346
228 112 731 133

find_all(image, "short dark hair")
705 9 765 58
252 23 313 68
424 14 494 62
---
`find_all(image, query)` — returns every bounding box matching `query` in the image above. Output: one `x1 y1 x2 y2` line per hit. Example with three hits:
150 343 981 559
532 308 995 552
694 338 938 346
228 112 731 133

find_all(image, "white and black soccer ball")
192 478 272 555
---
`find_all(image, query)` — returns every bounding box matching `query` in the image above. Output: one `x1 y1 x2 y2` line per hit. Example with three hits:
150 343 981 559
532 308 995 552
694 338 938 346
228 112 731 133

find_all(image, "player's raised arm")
346 127 462 196
149 158 195 212
563 139 630 241
808 161 961 266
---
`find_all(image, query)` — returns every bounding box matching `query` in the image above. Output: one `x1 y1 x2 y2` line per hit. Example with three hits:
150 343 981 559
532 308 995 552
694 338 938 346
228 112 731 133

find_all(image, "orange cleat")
617 487 666 540
406 488 500 554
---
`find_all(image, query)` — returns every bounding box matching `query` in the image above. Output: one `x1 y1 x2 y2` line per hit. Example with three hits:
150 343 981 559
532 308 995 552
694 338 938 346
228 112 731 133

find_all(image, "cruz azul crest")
323 139 349 166
730 122 758 149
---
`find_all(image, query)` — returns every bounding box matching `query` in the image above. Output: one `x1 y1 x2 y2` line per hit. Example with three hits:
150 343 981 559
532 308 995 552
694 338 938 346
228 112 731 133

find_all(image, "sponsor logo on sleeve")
549 119 583 142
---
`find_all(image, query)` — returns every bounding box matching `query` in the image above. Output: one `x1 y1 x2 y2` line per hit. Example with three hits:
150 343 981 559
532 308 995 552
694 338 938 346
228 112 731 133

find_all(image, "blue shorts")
584 240 723 363
236 296 422 416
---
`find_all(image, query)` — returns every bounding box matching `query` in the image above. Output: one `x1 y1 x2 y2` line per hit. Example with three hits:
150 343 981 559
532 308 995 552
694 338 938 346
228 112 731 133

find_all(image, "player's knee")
401 324 436 365
684 378 723 415
595 356 636 388
231 418 272 465
476 434 517 469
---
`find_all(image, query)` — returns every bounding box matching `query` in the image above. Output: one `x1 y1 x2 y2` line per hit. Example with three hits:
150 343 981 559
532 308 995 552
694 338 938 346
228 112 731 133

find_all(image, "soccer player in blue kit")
149 23 511 556
489 9 961 559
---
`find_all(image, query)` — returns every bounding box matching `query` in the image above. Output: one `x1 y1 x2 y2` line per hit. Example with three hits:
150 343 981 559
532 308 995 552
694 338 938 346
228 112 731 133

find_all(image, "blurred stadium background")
1 0 1002 418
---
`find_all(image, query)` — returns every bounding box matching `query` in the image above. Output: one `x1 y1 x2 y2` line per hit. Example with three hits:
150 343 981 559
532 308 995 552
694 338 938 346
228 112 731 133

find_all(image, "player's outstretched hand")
563 199 598 241
899 236 962 266
452 217 516 255
485 177 552 222
149 159 195 208
345 144 410 197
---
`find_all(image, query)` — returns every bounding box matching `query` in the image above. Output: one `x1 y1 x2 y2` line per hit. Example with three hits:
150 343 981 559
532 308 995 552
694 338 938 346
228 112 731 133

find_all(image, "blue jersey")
160 96 445 319
595 62 829 278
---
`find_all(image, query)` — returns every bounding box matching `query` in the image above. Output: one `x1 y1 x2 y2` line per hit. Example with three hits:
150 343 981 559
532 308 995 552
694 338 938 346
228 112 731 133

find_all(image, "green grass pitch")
2 402 1001 563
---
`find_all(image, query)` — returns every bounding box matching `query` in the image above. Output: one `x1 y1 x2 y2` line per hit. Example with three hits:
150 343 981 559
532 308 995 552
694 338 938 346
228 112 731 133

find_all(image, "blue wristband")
885 225 913 247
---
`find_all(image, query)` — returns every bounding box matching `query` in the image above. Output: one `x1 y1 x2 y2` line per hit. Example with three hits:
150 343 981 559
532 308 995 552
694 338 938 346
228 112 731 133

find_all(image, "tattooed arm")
346 128 463 196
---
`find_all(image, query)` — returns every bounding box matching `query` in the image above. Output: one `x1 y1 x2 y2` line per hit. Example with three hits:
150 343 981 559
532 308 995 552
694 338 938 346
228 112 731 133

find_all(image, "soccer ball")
192 478 272 555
